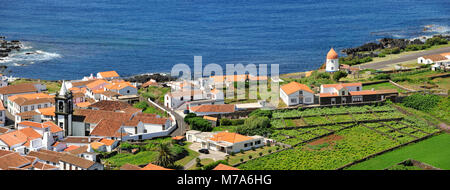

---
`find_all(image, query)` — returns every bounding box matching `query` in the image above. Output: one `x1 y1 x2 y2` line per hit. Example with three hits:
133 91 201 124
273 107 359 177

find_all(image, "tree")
154 143 176 168
333 70 348 81
236 116 272 136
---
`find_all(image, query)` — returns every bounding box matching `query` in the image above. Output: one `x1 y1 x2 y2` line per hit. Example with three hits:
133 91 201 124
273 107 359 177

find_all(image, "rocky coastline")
0 36 22 58
342 34 450 58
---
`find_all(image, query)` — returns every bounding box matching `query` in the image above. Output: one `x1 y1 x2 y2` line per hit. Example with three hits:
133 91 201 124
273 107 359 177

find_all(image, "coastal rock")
125 73 175 83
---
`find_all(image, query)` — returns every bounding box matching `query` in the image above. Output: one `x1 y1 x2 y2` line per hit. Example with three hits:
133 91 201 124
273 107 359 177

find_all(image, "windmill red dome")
327 48 339 59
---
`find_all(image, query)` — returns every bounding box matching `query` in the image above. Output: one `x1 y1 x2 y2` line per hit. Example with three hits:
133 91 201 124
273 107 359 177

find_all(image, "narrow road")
142 97 187 137
359 46 450 70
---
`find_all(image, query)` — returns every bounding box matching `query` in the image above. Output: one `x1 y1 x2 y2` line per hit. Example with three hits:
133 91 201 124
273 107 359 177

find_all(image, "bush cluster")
402 94 441 111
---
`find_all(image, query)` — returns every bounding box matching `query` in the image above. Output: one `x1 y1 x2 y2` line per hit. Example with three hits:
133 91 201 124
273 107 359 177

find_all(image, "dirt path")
359 46 450 70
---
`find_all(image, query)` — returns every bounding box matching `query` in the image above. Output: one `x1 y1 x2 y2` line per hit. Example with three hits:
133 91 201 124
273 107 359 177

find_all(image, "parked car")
198 149 209 154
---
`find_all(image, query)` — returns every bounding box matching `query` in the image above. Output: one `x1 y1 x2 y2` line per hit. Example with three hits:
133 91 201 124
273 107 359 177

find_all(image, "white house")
17 121 64 141
189 104 236 116
320 83 362 94
164 89 204 109
418 54 448 64
0 128 50 154
96 71 120 80
7 93 54 116
186 131 265 154
280 81 314 106
0 83 43 106
325 48 340 72
104 81 138 96
59 153 104 170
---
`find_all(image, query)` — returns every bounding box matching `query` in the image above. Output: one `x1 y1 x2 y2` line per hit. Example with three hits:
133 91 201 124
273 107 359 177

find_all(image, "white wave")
0 50 61 65
423 24 450 34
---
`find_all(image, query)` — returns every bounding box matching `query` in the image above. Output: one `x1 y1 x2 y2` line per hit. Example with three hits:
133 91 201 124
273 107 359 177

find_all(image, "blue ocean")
1 0 449 80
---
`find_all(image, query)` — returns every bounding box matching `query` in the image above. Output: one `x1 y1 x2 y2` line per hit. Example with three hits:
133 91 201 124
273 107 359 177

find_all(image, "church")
325 48 340 72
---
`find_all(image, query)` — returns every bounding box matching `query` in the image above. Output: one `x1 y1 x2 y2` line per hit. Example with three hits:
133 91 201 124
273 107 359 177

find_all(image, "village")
0 40 449 170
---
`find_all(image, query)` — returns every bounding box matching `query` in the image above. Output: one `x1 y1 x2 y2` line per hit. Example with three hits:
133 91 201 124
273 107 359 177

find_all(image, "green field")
348 133 450 170
238 126 403 170
362 82 406 93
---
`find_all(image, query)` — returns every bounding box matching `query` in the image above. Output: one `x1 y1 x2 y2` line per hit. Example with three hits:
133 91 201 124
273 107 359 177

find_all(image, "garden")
235 104 441 170
103 137 197 169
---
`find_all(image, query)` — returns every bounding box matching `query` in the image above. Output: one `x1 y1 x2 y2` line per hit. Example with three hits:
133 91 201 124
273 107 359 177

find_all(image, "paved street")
184 142 227 169
358 46 450 70
142 97 187 137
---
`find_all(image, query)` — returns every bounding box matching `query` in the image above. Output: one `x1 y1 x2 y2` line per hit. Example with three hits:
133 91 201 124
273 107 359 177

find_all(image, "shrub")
230 152 235 156
186 116 213 132
251 147 256 151
333 70 348 81
248 155 253 159
259 152 263 156
240 158 244 163
240 149 244 154
374 73 391 80
249 109 273 118
402 94 441 111
133 101 148 109
268 149 272 153
426 36 448 46
201 160 228 170
220 118 232 126
236 116 272 136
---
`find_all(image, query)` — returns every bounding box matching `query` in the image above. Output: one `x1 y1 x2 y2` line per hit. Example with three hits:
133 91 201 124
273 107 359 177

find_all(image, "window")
341 91 345 96
58 102 64 112
31 105 34 110
255 140 261 145
24 107 28 112
356 87 360 91
290 98 297 103
180 97 184 101
305 97 312 103
127 90 130 94
38 105 41 109
44 104 48 108
299 91 303 95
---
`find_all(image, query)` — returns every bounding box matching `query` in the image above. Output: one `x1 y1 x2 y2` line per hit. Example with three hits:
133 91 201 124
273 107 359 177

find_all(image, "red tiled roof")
64 145 80 152
90 119 129 138
0 83 38 95
120 163 142 170
0 151 32 170
327 48 339 59
213 163 240 170
322 83 362 88
141 163 172 170
210 132 252 143
190 104 235 113
98 71 120 78
281 81 314 95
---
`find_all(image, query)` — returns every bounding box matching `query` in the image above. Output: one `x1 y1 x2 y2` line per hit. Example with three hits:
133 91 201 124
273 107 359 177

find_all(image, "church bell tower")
55 81 74 137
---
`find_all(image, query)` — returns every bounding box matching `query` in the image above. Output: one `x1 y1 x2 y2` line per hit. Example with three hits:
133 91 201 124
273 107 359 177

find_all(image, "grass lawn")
139 86 170 104
347 133 450 170
228 145 279 165
212 125 240 132
105 151 159 167
380 60 420 71
174 142 199 167
188 158 215 170
362 82 406 93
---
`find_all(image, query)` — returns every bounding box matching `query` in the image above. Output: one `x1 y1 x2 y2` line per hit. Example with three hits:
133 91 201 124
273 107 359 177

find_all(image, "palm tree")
154 143 175 168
